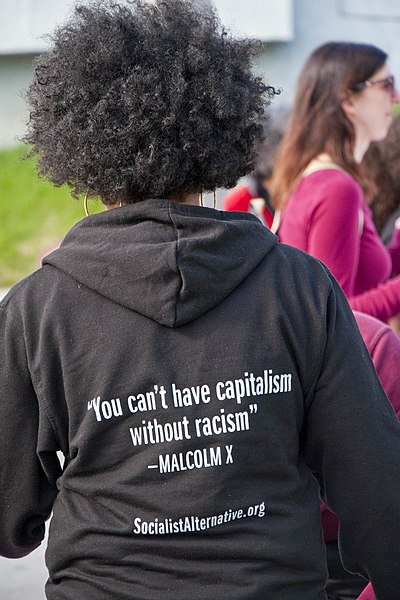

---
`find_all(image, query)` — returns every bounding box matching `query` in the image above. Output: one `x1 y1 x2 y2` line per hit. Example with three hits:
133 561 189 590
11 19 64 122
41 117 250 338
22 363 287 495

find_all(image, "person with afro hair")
24 0 271 204
3 2 400 599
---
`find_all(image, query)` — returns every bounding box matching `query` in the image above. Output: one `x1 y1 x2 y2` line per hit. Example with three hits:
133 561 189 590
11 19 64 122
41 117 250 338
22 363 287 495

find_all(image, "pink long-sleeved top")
279 168 400 322
356 583 373 600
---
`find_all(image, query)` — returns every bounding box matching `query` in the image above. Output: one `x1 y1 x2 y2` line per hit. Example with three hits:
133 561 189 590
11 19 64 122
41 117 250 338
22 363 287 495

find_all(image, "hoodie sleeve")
0 301 60 558
303 276 400 598
356 315 400 421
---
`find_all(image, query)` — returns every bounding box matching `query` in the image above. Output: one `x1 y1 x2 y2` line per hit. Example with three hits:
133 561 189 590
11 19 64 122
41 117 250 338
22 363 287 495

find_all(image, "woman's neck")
352 135 370 163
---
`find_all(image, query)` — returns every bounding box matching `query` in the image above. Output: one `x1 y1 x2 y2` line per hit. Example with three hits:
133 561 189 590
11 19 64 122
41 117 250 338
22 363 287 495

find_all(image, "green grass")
0 146 102 287
2 107 400 288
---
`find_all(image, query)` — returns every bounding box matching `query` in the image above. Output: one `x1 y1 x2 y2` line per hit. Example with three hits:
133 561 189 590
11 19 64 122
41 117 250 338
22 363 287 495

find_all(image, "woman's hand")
389 313 400 336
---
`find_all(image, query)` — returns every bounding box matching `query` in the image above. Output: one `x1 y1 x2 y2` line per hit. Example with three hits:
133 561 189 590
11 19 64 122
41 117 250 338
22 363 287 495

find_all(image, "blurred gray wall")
255 0 400 110
0 0 76 147
1 0 400 148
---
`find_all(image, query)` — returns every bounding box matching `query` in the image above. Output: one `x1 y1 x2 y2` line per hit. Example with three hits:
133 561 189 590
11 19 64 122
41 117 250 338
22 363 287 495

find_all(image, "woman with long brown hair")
272 42 400 323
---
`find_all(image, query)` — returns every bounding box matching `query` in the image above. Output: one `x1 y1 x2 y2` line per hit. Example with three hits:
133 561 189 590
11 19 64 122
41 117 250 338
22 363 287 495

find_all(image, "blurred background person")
362 113 400 248
223 106 288 232
362 113 400 335
272 42 400 325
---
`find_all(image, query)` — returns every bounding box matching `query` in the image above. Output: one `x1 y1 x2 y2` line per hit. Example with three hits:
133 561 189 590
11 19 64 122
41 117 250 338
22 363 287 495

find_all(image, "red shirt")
223 185 275 229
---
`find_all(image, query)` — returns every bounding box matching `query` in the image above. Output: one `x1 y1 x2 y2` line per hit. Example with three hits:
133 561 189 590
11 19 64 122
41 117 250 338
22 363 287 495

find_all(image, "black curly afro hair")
24 0 276 204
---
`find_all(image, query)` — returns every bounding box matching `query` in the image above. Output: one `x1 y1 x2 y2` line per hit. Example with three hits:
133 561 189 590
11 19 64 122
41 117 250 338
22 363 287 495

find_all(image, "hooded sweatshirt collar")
43 199 277 327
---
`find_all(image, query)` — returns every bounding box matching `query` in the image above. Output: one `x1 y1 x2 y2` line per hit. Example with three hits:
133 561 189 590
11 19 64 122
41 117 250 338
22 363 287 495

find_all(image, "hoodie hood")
43 199 277 327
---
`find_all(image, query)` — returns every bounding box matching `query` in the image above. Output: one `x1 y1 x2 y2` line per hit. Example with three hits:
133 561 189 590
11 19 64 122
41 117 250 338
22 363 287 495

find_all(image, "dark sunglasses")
351 75 396 96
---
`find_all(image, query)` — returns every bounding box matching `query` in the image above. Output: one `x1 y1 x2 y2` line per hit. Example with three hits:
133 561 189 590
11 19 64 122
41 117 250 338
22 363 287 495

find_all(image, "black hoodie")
1 199 400 600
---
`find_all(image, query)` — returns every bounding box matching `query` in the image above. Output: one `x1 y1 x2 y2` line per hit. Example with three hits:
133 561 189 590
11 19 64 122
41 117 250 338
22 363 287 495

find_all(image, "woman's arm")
348 275 400 322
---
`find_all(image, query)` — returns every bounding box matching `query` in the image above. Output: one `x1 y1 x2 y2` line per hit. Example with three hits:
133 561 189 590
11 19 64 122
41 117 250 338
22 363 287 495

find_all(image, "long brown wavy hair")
270 42 387 210
362 114 400 233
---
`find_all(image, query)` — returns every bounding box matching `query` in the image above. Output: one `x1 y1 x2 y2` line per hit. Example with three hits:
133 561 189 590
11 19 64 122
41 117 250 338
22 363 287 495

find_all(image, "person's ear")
341 94 357 118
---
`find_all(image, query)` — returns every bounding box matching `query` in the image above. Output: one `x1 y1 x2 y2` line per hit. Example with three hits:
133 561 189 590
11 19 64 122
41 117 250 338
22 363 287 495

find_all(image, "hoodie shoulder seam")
167 204 183 328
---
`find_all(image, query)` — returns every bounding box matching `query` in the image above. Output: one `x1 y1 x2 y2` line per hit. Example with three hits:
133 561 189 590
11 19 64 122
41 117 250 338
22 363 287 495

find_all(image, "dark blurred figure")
363 114 400 335
223 107 288 231
363 113 400 245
